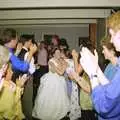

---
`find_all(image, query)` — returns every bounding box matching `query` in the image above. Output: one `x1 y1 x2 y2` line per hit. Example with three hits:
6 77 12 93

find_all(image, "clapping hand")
72 49 79 60
30 44 38 55
68 71 80 83
80 47 98 77
16 74 29 87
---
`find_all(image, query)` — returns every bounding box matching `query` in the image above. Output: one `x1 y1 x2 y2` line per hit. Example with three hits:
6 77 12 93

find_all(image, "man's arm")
10 54 29 72
91 69 120 118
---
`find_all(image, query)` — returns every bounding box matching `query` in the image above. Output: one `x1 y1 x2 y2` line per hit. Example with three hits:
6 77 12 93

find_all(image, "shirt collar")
22 46 28 51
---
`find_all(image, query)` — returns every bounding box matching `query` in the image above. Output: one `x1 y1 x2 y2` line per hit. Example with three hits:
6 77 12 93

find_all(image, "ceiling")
0 0 119 27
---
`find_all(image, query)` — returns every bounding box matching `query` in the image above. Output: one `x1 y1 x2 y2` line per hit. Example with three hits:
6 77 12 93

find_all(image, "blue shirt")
9 48 29 72
91 57 120 120
104 63 118 81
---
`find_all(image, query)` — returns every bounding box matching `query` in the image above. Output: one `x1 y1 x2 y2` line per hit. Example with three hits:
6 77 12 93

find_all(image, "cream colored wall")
16 26 89 51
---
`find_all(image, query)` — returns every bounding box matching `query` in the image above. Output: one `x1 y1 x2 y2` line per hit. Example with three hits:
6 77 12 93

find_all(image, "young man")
78 11 120 119
1 28 37 72
12 34 35 81
13 34 36 120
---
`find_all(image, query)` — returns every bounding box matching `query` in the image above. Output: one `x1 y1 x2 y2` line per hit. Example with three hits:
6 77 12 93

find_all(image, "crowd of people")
0 11 120 120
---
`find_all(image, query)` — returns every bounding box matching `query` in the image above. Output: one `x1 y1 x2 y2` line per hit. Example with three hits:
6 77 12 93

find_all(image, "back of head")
20 34 34 45
79 39 95 53
60 38 69 50
0 45 10 68
1 28 17 44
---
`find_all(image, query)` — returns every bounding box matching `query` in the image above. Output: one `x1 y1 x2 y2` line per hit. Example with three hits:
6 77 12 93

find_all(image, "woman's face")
102 45 114 60
11 36 18 48
60 52 66 59
52 38 58 46
109 29 120 51
54 50 61 59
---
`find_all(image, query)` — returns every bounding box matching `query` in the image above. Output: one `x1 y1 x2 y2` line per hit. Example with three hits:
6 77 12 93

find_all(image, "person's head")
61 48 72 59
0 45 10 69
0 45 10 84
51 35 59 46
106 11 120 51
101 35 119 60
39 41 45 49
59 38 69 50
79 39 95 54
20 34 33 49
1 28 18 48
51 47 61 59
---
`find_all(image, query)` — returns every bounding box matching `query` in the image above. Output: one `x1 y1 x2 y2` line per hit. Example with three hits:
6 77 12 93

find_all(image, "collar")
22 46 28 51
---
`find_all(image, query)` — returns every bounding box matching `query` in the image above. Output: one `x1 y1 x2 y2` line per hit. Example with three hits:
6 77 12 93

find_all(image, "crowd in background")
0 11 120 120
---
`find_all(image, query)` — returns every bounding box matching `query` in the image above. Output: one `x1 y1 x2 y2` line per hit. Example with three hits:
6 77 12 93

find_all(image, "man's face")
109 28 120 51
11 36 18 48
52 38 58 46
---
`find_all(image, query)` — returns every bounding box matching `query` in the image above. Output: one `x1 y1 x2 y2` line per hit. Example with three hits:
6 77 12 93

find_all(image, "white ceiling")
0 0 119 8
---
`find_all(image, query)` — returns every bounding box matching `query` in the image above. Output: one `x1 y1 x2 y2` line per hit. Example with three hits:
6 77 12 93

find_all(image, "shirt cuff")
90 75 99 89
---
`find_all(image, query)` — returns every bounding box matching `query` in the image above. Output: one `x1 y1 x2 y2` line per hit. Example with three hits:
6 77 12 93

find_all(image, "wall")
16 25 89 51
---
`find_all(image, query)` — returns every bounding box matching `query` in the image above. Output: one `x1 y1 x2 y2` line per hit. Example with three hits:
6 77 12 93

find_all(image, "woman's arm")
68 71 91 93
77 77 91 93
72 49 82 74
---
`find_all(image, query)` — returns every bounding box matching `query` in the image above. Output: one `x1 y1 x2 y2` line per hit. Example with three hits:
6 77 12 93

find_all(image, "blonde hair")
0 45 10 68
106 11 120 32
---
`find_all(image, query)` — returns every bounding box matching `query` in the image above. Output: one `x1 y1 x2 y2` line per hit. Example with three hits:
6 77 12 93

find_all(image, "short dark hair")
20 34 34 45
1 28 17 44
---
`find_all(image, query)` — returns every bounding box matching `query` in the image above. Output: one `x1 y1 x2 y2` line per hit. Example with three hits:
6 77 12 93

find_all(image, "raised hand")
68 71 79 82
29 44 38 55
16 43 23 52
72 49 79 60
80 47 98 77
16 74 29 87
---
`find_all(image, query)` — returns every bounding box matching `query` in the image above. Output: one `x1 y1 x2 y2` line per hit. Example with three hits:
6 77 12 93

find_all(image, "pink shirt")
37 48 48 66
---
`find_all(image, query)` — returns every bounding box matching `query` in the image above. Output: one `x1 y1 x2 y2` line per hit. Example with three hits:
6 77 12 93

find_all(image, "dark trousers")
79 110 97 120
22 76 33 120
